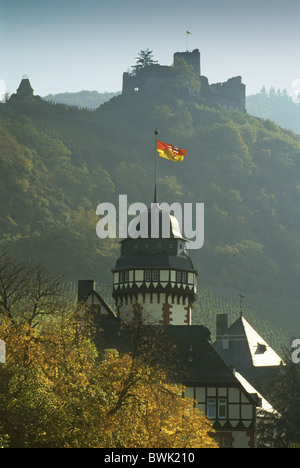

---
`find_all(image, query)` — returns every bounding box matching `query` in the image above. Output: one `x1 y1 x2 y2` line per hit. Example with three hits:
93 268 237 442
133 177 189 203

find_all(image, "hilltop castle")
122 49 246 113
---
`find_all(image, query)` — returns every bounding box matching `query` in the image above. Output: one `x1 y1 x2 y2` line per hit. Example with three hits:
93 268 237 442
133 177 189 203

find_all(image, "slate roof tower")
213 314 283 398
16 76 34 98
10 76 41 101
112 202 198 325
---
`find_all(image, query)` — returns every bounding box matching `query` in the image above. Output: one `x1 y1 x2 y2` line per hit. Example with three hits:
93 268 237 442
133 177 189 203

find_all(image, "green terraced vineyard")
193 286 300 356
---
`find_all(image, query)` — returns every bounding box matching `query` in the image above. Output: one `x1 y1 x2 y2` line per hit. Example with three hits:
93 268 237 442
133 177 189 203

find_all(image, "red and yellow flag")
156 140 186 162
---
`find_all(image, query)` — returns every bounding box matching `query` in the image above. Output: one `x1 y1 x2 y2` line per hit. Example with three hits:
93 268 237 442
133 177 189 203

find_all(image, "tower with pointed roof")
10 76 41 101
16 76 34 98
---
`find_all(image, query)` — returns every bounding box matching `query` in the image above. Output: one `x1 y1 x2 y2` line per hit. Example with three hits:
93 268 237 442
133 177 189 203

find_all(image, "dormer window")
255 343 267 354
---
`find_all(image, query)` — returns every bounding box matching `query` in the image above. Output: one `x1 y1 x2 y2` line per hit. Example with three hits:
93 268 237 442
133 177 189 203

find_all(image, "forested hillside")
1 75 300 349
246 87 300 135
43 90 120 109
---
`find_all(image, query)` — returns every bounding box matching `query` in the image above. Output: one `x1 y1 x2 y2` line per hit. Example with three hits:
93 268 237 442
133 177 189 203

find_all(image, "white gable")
234 370 276 413
241 317 282 367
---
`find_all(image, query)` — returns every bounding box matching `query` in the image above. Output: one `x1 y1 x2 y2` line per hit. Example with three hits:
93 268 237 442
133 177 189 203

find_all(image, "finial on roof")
239 290 245 317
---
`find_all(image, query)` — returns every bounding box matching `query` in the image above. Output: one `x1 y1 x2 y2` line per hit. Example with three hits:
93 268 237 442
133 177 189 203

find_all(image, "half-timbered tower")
112 203 197 325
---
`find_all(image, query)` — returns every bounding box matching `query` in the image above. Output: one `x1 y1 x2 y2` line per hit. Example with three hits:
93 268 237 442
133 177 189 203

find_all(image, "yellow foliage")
0 304 217 448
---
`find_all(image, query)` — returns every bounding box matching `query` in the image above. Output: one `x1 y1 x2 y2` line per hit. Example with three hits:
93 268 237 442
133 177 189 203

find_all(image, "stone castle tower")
112 203 197 325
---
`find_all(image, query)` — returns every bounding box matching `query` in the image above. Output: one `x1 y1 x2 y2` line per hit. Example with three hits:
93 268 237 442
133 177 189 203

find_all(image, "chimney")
78 279 95 303
216 314 228 340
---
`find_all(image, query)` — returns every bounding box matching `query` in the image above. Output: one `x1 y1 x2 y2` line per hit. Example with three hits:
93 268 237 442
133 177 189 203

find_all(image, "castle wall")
122 49 246 113
210 76 246 112
122 65 172 94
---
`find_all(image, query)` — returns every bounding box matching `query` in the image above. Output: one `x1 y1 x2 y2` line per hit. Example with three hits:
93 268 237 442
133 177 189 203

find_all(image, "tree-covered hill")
43 90 120 109
246 87 300 135
1 76 300 345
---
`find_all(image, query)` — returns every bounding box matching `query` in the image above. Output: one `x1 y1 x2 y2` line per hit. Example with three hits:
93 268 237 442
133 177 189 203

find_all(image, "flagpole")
186 31 191 51
154 129 159 203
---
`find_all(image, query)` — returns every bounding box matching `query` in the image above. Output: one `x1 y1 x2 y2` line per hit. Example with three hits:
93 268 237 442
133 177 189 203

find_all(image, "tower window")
176 271 182 283
144 270 151 282
182 272 187 284
152 269 159 281
124 270 129 282
119 271 125 283
144 270 159 282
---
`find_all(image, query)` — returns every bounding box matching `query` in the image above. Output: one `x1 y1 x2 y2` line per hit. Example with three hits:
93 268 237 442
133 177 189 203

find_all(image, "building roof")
213 315 283 397
78 279 117 318
113 250 196 271
16 77 34 97
95 316 249 387
162 324 243 385
126 203 187 241
10 77 41 102
214 316 282 368
76 281 259 413
233 371 275 414
114 203 196 273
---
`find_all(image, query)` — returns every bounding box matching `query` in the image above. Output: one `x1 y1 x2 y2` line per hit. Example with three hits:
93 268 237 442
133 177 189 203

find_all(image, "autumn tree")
0 254 217 448
0 251 63 328
95 349 218 448
0 305 217 448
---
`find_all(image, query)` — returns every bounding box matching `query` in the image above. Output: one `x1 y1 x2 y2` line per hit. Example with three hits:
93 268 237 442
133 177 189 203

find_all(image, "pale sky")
1 0 300 97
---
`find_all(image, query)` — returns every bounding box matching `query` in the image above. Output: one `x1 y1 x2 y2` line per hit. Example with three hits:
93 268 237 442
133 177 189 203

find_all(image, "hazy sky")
1 0 300 98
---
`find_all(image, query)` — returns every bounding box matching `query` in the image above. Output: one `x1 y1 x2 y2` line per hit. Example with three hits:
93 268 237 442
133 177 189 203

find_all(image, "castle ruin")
122 49 246 113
